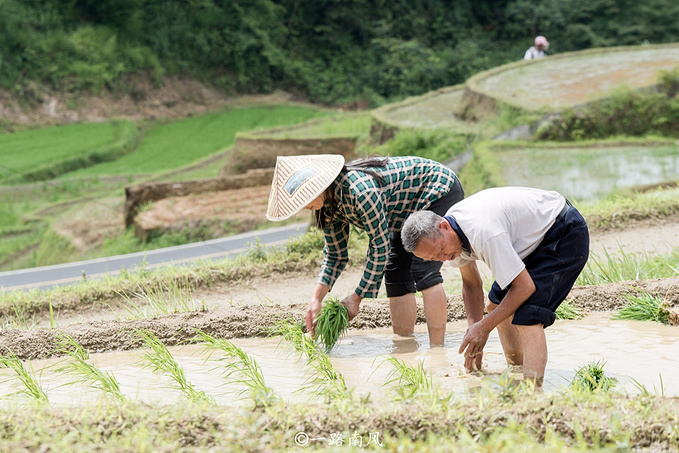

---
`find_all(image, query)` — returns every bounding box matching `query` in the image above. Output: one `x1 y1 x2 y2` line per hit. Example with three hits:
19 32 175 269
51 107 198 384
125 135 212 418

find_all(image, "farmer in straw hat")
400 187 589 384
266 154 464 346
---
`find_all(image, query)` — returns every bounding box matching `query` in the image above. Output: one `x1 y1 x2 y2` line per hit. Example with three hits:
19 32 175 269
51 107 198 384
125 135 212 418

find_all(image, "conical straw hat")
266 154 345 221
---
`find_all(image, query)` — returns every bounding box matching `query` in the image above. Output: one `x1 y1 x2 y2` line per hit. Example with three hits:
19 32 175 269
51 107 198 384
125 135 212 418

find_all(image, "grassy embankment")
0 105 331 271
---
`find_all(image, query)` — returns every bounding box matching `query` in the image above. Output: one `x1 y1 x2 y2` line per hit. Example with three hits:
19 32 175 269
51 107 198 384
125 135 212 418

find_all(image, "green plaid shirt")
317 156 458 298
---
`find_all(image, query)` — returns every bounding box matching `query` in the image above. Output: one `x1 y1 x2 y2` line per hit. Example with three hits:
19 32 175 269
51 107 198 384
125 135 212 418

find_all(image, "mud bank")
2 276 678 360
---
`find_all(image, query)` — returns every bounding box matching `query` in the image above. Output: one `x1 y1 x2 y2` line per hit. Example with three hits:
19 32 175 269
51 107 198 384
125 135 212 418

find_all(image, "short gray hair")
401 211 444 252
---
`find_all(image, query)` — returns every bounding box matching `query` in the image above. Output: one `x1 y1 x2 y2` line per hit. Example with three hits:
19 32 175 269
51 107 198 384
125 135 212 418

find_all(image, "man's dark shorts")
488 204 589 328
385 178 464 297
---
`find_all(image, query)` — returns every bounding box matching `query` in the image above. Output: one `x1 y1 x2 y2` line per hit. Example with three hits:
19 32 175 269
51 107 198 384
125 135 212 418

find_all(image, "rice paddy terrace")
373 42 679 131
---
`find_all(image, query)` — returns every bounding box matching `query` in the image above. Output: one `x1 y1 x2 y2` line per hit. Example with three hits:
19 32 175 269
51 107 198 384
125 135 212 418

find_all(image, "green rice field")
63 105 329 178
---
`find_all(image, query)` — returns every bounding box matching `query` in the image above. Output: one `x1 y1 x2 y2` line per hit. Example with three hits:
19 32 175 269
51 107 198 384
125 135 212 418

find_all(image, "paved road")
0 222 309 292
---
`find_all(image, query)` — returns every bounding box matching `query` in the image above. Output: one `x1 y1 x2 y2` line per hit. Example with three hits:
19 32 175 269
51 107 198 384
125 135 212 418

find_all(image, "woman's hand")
340 293 363 321
307 283 331 337
305 299 322 337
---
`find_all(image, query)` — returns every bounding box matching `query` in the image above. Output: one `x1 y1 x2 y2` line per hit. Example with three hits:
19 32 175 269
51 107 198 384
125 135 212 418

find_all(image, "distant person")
524 36 549 60
401 187 589 385
266 154 464 346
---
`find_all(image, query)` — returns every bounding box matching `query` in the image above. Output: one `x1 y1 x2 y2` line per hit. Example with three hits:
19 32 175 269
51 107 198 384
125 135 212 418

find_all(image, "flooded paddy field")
495 142 679 201
0 312 677 407
474 44 679 111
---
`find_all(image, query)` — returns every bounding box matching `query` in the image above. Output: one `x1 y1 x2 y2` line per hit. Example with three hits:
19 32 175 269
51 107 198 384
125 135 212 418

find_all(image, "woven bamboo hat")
266 154 345 221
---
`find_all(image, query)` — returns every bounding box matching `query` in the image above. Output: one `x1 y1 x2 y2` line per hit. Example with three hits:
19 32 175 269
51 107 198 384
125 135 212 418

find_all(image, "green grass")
114 281 207 320
613 290 670 324
578 186 679 230
64 106 329 178
0 388 674 450
0 105 331 270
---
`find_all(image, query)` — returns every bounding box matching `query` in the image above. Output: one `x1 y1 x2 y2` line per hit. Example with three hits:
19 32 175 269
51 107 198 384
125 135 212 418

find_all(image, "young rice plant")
134 329 214 404
269 320 350 400
613 290 670 324
381 356 434 400
0 347 49 403
194 329 277 407
315 297 349 353
52 334 127 402
569 360 617 393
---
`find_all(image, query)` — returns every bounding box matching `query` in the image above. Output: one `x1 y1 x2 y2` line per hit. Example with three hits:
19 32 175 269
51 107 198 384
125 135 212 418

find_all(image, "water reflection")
496 144 679 200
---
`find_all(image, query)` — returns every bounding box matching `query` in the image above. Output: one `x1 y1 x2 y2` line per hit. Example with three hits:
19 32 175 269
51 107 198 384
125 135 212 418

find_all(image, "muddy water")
1 313 677 406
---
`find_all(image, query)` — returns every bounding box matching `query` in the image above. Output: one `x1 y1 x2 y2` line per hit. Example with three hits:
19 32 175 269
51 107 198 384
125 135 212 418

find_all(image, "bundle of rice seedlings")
613 290 670 324
570 360 617 393
555 299 583 320
315 298 349 353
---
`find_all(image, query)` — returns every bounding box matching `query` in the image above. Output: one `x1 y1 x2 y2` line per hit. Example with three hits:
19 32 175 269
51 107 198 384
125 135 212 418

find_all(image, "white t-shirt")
447 187 566 289
524 46 545 60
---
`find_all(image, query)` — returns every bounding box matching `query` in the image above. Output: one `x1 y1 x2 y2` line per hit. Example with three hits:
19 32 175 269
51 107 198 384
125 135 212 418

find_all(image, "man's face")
413 223 462 262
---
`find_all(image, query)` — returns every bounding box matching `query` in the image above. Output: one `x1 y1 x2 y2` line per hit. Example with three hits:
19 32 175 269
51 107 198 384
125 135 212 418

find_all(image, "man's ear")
438 219 451 231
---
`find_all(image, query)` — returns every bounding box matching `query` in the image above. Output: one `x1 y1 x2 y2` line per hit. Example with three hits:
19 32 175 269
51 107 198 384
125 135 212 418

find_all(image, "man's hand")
458 321 490 372
340 293 362 321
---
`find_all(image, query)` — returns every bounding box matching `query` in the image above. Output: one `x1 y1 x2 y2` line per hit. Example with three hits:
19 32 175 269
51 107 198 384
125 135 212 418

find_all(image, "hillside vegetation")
2 0 679 110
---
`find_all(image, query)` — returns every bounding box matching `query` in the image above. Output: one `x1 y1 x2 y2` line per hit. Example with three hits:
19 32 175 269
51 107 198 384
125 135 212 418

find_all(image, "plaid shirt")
317 156 458 298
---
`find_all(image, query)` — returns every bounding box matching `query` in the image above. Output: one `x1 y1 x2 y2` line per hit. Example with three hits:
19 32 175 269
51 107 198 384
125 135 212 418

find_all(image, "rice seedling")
613 290 670 324
381 356 433 399
269 320 350 400
115 281 207 320
0 347 49 403
578 246 679 285
555 299 583 320
569 360 617 393
134 328 214 404
5 301 37 330
193 329 276 407
48 296 56 328
315 297 349 353
52 334 127 402
630 374 666 397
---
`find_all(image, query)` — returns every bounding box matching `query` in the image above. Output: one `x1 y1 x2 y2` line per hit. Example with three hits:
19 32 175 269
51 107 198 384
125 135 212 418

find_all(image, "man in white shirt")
401 187 589 384
524 35 549 60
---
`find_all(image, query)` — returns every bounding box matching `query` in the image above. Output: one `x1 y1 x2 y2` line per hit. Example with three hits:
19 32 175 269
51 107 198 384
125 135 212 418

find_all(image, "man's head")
534 35 549 50
402 211 463 262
